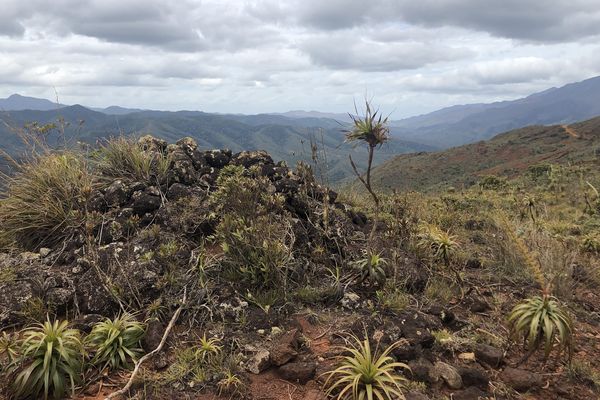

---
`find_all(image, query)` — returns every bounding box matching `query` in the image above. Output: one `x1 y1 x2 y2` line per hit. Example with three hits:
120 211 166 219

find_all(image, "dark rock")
77 267 118 314
143 320 165 352
167 183 192 200
176 137 198 155
270 328 301 366
452 386 488 400
168 146 198 184
89 190 107 212
153 351 169 370
500 367 542 392
138 135 167 152
459 367 489 389
350 209 368 226
430 361 462 389
71 314 104 333
274 178 300 194
232 150 273 168
131 187 161 215
104 180 131 207
205 149 231 168
475 344 504 368
0 279 34 324
424 304 456 325
392 341 421 361
398 311 440 348
470 297 491 313
278 361 316 384
466 258 483 269
409 358 434 382
405 392 430 400
464 219 485 230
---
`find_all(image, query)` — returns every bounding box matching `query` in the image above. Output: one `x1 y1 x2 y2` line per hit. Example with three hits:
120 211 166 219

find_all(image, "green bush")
217 214 294 289
11 320 84 400
86 314 145 371
0 152 94 250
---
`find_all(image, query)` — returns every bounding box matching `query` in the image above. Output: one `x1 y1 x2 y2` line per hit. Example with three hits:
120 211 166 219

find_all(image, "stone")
278 361 316 384
246 349 271 374
430 361 463 389
500 367 542 392
270 329 301 366
408 358 434 382
405 392 430 400
459 367 489 389
131 187 161 215
232 150 273 168
138 135 167 152
166 183 192 200
39 248 52 257
205 149 231 168
143 320 165 352
475 344 504 368
452 386 488 400
341 292 361 309
176 137 198 154
71 314 104 333
104 180 131 207
470 297 490 313
304 389 327 400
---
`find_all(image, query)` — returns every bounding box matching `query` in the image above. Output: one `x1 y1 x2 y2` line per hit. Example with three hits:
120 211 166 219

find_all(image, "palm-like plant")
508 294 573 362
418 224 461 281
86 314 145 371
353 251 387 284
12 319 84 400
324 335 409 400
344 100 389 210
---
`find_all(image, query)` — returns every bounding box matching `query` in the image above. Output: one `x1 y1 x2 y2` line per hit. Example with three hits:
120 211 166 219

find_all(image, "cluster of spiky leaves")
353 251 387 284
86 313 145 371
344 101 390 148
417 223 459 266
324 335 409 400
508 295 573 360
12 320 84 400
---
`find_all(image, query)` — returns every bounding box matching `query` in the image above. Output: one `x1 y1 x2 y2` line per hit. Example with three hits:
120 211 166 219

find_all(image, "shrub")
11 319 84 400
86 314 145 371
0 152 94 250
478 175 507 190
92 137 169 184
217 214 294 289
508 295 573 361
324 335 409 400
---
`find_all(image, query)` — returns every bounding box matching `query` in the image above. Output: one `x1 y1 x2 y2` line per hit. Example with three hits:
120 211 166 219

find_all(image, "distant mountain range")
0 105 431 183
390 75 600 147
369 116 600 192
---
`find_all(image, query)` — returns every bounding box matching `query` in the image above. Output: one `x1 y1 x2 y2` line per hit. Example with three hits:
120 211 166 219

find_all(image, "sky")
1 0 600 118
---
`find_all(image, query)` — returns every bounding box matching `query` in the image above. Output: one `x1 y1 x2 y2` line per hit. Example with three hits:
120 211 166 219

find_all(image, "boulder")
278 361 316 384
430 361 463 389
475 344 504 368
458 366 489 389
270 328 301 366
408 358 434 382
452 386 488 400
131 187 162 215
500 367 543 392
246 349 271 374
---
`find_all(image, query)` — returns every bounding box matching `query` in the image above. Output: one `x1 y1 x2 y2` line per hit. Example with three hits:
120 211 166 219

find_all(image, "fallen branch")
105 288 187 400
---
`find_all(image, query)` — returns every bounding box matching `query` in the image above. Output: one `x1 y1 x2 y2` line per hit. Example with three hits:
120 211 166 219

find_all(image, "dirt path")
561 124 579 138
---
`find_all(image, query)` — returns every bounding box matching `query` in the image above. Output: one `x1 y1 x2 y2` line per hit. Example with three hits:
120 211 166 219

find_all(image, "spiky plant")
12 319 84 400
345 99 390 245
418 223 461 283
323 335 409 400
86 314 145 371
353 251 387 284
197 333 222 361
0 331 19 367
508 294 573 361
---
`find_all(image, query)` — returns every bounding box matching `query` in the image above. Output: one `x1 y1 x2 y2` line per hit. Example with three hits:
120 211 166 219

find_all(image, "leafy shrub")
581 234 600 254
324 335 409 400
12 320 84 400
508 295 573 360
93 137 169 184
86 314 145 371
478 175 507 190
217 214 294 289
0 152 94 250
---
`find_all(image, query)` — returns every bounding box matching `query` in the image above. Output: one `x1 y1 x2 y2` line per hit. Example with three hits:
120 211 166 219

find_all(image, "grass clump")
11 319 84 400
86 313 145 371
324 335 409 400
0 152 94 250
93 137 169 184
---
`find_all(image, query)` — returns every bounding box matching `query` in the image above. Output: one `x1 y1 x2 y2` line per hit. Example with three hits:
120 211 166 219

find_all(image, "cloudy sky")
1 0 600 118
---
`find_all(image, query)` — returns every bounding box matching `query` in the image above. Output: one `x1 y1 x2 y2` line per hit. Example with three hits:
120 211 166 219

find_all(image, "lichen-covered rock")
430 361 463 389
